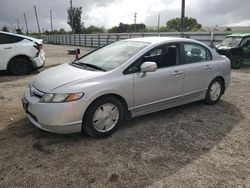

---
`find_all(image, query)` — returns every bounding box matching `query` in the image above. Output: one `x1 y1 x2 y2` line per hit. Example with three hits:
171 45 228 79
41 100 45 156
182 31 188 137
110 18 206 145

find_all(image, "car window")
0 33 24 44
124 43 180 74
243 37 250 48
222 37 242 47
78 41 149 71
184 43 212 64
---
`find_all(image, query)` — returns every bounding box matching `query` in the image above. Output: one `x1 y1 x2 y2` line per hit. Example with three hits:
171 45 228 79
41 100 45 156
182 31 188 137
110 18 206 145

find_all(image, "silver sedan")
22 37 231 137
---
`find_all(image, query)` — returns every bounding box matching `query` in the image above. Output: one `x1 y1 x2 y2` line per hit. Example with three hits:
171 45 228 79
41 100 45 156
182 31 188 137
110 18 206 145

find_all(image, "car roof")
125 37 202 45
0 31 43 43
227 33 250 38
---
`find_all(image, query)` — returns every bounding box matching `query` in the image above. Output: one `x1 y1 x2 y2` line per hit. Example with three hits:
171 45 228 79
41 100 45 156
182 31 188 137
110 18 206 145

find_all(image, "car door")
182 42 214 101
131 43 184 114
242 37 250 59
0 33 22 70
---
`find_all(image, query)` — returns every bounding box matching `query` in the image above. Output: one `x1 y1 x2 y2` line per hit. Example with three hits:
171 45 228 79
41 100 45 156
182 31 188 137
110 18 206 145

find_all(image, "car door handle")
172 70 183 76
204 65 213 70
4 47 12 49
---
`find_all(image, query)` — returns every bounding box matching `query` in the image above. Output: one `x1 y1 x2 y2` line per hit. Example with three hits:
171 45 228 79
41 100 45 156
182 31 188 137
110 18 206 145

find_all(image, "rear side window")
0 33 24 44
184 43 212 64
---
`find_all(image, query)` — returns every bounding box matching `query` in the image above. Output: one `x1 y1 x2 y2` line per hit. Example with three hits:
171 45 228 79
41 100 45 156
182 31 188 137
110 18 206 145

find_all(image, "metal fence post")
98 34 100 47
79 35 81 46
106 34 109 45
116 34 119 41
91 36 93 47
210 32 214 47
85 35 87 47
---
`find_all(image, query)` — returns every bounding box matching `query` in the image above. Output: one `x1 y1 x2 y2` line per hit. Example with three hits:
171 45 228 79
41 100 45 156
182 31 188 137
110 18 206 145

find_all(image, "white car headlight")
41 93 84 103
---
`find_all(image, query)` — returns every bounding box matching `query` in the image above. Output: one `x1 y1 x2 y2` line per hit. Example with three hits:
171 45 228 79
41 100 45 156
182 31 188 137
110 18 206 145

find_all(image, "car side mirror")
140 61 157 73
139 62 157 77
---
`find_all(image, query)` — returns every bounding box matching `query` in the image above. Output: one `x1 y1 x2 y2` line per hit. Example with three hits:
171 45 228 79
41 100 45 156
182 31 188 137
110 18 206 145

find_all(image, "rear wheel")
205 78 223 105
8 57 32 75
82 96 124 138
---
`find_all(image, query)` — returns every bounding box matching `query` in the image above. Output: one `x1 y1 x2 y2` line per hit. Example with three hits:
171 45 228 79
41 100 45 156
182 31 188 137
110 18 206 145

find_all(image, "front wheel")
82 96 124 138
205 78 223 105
231 56 242 69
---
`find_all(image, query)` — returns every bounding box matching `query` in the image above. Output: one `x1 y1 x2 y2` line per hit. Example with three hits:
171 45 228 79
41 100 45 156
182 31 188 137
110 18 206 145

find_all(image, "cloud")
0 0 250 32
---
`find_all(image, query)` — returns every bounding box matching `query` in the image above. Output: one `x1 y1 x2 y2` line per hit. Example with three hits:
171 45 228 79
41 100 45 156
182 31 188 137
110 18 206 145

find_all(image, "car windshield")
222 37 242 47
77 41 149 71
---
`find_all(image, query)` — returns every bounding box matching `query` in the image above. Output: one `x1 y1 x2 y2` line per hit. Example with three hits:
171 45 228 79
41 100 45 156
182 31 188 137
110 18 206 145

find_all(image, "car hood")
215 44 235 50
32 63 106 92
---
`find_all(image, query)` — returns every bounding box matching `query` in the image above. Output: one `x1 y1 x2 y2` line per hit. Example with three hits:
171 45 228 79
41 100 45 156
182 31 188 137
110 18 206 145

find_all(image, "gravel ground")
0 44 249 188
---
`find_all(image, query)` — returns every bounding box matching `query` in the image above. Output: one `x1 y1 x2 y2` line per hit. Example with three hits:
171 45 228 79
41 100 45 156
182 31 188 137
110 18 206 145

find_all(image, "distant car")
215 33 250 69
22 37 231 137
0 31 45 75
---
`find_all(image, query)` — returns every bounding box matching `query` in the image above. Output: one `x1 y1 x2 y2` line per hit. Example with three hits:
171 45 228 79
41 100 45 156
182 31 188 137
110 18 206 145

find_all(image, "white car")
0 31 45 75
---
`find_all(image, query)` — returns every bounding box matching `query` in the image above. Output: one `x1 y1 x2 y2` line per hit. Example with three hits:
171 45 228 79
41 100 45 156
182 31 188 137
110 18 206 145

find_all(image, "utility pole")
157 14 160 34
24 13 29 34
17 18 20 29
70 0 74 33
133 12 137 32
181 0 185 35
34 5 41 36
50 9 53 32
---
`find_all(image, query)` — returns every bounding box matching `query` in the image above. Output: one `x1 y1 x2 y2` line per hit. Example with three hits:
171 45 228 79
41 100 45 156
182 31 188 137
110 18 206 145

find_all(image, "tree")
166 17 202 32
67 4 83 34
225 27 232 31
85 25 105 34
158 26 171 32
15 28 23 34
1 26 9 32
108 22 147 33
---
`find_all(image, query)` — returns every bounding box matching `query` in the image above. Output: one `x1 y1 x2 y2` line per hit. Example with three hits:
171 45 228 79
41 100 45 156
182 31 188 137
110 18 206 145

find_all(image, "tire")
82 96 124 138
8 57 32 75
205 78 223 105
231 56 242 69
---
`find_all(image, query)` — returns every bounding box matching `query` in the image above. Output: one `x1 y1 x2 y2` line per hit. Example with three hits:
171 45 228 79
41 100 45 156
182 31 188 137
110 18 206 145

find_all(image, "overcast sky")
1 0 250 32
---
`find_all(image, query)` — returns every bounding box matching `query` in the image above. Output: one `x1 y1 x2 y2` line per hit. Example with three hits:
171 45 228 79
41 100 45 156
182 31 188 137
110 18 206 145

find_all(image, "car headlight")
41 93 84 103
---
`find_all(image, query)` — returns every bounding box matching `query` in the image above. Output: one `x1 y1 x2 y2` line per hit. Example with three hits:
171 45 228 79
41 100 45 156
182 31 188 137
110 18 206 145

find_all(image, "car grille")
217 50 228 56
30 85 44 98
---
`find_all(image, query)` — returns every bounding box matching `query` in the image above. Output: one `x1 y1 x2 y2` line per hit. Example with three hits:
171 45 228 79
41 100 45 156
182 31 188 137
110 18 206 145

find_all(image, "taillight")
33 43 42 51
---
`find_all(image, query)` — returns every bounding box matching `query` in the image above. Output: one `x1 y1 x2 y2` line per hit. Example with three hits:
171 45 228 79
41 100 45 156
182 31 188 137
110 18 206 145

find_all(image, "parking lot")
0 44 250 187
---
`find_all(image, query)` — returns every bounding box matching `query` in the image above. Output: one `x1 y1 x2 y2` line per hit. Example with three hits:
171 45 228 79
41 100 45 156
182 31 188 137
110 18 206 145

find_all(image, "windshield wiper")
73 61 107 71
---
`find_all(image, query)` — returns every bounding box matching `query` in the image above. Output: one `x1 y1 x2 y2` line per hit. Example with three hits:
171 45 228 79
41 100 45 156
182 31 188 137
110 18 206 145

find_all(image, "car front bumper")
22 87 87 134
